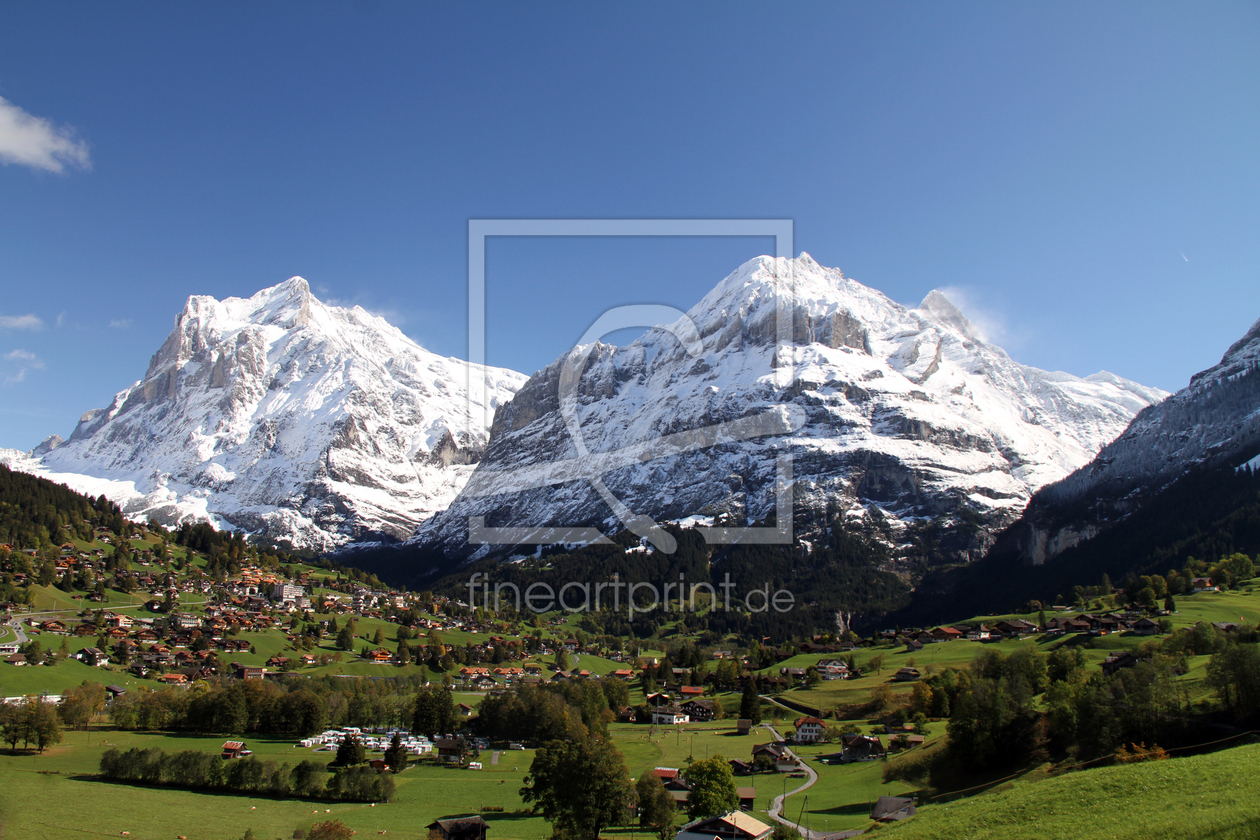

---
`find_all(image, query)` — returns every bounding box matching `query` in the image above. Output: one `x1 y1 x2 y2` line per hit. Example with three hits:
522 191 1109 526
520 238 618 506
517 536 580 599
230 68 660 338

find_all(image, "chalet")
6 653 28 666
221 740 250 759
1132 617 1162 636
1192 577 1220 592
39 620 67 634
816 659 849 679
458 703 475 717
1061 617 1092 634
612 669 635 680
681 699 718 722
966 625 992 641
793 716 826 744
646 692 673 708
679 685 705 698
426 816 489 840
234 665 264 680
652 767 681 782
750 743 788 763
736 719 753 736
893 667 921 682
993 619 1037 637
780 667 808 683
840 734 884 762
737 787 757 810
367 648 392 662
930 626 963 642
871 795 916 822
675 812 773 840
905 639 924 653
1102 651 1140 677
652 707 690 726
159 673 189 686
888 733 926 751
617 706 637 723
729 759 753 776
434 738 466 763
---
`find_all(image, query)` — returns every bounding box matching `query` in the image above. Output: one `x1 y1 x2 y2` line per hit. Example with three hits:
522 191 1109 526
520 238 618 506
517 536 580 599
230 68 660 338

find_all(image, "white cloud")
3 349 45 384
0 96 91 173
0 314 44 330
109 319 132 329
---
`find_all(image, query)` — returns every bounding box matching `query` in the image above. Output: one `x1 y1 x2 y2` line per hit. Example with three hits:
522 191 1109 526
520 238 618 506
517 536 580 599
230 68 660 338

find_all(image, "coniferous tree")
334 734 365 767
739 679 762 724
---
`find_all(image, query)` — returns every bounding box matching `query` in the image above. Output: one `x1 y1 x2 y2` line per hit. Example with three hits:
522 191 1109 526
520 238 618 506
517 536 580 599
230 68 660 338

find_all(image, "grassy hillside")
881 743 1260 840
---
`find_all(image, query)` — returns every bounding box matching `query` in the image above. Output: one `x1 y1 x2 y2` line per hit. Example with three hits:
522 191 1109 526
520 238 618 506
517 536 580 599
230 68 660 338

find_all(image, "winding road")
762 722 829 839
760 700 865 840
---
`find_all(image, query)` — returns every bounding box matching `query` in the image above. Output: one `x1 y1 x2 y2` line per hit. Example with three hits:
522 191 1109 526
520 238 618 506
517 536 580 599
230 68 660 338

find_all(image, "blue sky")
1 1 1257 451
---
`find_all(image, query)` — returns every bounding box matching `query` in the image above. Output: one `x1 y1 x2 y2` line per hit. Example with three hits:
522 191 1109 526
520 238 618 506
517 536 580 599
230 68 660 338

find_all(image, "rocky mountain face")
409 254 1167 564
0 278 526 551
997 314 1260 566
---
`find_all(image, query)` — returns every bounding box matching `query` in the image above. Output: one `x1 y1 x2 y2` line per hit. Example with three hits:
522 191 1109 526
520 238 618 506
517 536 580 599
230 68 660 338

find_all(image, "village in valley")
3 494 1260 840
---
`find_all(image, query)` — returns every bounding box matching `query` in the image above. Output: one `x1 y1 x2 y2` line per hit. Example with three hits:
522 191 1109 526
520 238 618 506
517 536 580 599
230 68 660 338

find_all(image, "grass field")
777 722 947 834
0 658 160 696
0 719 789 840
880 743 1260 840
0 727 555 840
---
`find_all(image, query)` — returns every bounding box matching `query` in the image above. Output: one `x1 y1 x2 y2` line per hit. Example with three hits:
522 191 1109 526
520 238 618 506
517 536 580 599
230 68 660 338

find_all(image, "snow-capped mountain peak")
409 254 1168 561
4 278 528 551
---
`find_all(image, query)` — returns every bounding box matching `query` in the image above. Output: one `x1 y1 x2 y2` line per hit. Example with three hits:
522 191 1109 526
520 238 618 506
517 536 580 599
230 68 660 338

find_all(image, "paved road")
3 618 28 645
762 723 826 839
762 715 864 840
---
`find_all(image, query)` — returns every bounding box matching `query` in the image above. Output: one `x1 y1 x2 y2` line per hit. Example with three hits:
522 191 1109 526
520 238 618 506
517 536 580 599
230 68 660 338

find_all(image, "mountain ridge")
1 277 527 551
404 254 1167 569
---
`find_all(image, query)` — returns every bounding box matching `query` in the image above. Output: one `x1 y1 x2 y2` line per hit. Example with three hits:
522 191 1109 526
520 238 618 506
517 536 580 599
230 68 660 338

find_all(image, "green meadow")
0 727 553 840
880 743 1260 840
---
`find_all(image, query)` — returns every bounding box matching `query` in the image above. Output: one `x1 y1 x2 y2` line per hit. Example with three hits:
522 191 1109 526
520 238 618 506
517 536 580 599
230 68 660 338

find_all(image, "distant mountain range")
7 254 1221 590
0 277 525 551
1014 312 1260 562
405 254 1166 572
898 314 1260 622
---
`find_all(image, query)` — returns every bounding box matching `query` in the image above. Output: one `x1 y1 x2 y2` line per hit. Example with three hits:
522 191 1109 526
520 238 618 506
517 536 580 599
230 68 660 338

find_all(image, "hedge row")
98 747 395 803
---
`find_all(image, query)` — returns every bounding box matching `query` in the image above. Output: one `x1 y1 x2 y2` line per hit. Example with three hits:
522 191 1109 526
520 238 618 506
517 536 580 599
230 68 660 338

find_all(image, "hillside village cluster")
2 528 1206 722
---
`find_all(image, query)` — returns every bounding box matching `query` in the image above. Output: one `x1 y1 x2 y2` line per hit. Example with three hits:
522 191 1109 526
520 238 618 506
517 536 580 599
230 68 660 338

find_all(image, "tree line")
886 624 1260 788
98 746 395 802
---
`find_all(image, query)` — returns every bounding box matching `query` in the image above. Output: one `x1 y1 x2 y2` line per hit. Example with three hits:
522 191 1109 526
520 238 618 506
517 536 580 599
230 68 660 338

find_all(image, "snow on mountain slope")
999 314 1260 563
1043 313 1260 504
411 254 1167 560
0 278 526 551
